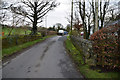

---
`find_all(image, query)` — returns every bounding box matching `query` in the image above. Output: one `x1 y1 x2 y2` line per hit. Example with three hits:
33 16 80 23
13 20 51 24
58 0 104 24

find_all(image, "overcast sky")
42 0 71 28
2 0 120 28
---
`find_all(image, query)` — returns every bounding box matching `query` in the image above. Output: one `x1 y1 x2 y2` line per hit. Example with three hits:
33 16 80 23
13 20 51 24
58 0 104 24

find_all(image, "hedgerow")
90 24 120 70
2 35 42 49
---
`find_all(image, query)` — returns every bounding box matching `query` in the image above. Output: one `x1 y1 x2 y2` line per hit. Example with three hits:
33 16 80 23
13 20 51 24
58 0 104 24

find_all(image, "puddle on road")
40 52 46 60
43 46 49 53
27 67 31 73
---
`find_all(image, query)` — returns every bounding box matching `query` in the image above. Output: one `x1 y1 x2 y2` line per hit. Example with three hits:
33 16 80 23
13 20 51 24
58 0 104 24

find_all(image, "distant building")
104 19 120 27
118 1 120 25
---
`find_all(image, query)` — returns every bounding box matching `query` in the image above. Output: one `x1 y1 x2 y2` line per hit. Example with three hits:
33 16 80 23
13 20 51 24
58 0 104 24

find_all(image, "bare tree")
89 0 110 31
73 11 82 36
90 0 95 33
86 7 92 38
10 0 59 34
89 0 99 33
65 14 71 24
106 3 119 21
55 23 63 31
8 13 24 36
78 0 87 39
99 0 110 29
0 11 7 24
66 24 71 32
72 0 92 39
0 1 9 24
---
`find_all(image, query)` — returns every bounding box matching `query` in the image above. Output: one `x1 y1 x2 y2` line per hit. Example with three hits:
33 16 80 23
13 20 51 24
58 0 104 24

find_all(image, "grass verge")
65 36 120 78
2 35 56 58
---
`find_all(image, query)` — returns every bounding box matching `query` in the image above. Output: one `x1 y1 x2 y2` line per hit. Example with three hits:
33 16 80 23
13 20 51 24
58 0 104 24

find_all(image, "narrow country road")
2 36 84 78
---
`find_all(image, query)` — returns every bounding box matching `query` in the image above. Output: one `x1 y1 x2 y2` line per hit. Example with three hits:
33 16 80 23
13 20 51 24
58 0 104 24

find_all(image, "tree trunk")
100 19 103 29
83 0 87 39
118 28 120 53
92 0 95 33
32 22 37 34
83 23 87 39
100 1 109 29
118 28 120 67
8 27 14 36
32 2 38 35
71 0 73 33
87 25 91 39
87 14 91 39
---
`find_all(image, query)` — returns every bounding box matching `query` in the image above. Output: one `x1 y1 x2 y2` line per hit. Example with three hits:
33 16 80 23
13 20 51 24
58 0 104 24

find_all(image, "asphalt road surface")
2 35 84 78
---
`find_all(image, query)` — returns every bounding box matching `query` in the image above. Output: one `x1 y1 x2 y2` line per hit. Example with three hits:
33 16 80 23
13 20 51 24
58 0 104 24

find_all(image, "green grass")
2 27 42 38
65 36 84 65
65 36 120 78
2 35 55 58
2 27 31 36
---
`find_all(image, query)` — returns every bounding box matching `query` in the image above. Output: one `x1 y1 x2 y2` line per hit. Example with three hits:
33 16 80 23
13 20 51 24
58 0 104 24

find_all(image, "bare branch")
22 0 34 12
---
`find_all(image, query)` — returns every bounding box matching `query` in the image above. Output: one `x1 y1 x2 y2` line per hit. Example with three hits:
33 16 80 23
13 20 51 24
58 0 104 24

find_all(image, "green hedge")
2 35 42 49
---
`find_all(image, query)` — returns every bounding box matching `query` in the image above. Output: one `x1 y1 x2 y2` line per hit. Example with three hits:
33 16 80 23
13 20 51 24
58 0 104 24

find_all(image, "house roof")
105 19 120 27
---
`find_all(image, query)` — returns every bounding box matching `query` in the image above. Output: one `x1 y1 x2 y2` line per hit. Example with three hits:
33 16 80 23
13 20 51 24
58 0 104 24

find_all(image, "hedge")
90 24 120 70
2 35 42 49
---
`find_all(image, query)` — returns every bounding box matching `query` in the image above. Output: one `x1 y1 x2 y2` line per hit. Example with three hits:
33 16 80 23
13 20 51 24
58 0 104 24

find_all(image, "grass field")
65 36 120 78
2 27 31 36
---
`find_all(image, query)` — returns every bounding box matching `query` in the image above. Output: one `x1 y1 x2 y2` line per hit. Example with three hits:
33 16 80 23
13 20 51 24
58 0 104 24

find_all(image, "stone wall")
70 35 95 65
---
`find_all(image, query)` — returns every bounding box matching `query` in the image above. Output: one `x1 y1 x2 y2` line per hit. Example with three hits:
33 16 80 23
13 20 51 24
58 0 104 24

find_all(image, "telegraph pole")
45 15 48 35
45 15 47 28
71 0 73 33
94 0 99 32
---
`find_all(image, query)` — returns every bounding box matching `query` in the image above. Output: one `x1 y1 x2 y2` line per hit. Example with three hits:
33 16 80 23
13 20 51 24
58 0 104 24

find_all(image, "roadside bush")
90 24 120 70
70 30 79 36
40 30 57 37
2 35 42 49
40 31 47 37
